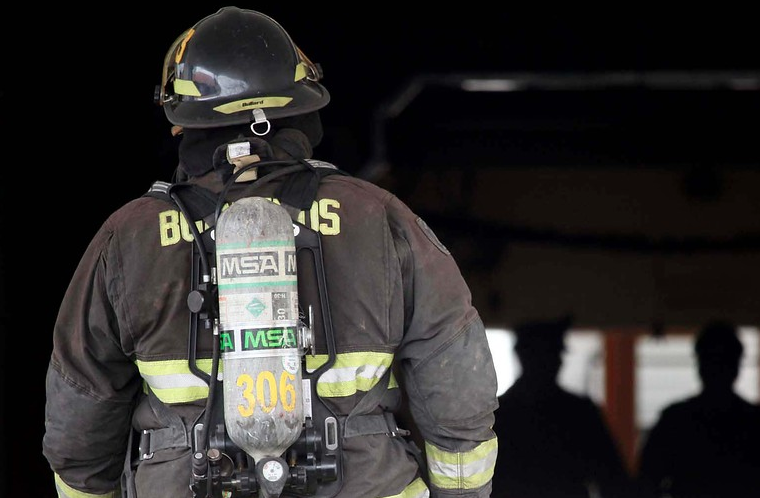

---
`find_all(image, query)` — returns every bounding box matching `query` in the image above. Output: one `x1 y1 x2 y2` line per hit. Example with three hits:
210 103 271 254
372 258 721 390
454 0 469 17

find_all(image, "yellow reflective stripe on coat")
425 438 498 490
135 359 220 404
380 476 429 498
305 352 398 397
54 473 116 498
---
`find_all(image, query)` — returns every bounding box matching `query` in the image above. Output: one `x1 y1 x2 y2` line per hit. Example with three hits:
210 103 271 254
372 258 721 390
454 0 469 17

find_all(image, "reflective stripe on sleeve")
135 359 221 404
305 352 398 398
425 437 498 490
380 476 430 498
54 474 116 498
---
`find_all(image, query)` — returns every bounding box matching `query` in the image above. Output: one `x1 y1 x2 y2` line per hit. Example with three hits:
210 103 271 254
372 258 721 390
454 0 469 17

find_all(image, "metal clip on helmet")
155 6 330 130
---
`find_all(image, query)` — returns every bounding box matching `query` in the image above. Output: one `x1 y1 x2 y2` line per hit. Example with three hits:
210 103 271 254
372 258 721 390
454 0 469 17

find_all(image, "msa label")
219 250 296 279
221 326 298 353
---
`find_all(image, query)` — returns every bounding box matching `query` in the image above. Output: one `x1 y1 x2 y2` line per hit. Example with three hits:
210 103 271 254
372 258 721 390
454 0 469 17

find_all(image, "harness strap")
342 367 393 438
342 411 410 438
145 160 347 226
138 426 190 461
138 388 191 461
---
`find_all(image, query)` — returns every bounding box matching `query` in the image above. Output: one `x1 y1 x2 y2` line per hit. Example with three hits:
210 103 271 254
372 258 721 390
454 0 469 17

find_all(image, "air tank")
214 196 304 463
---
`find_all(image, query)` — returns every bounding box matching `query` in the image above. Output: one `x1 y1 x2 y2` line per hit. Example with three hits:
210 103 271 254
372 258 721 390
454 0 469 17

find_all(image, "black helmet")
156 6 330 129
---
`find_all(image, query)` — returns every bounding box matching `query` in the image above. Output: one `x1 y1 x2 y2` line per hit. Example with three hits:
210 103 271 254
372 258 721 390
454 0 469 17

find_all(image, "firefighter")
42 6 499 498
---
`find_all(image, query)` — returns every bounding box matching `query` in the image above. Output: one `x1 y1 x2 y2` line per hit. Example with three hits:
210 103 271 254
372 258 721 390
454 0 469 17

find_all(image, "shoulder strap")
145 159 349 225
274 159 349 211
144 180 219 225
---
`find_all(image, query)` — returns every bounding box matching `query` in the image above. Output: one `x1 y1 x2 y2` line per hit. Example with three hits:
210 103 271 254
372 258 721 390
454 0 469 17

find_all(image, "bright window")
486 328 605 399
487 325 759 432
635 327 759 431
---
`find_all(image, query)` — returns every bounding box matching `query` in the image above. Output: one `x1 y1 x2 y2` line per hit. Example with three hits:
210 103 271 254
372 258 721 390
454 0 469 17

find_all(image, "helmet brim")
164 81 330 129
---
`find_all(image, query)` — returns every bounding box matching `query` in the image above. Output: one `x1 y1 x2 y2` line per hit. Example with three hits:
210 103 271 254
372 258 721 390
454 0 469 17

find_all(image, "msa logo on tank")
220 326 297 353
216 243 299 331
218 246 296 279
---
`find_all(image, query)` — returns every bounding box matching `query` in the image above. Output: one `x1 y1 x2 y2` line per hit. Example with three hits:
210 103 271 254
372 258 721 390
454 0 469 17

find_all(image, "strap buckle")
139 430 154 460
383 412 410 437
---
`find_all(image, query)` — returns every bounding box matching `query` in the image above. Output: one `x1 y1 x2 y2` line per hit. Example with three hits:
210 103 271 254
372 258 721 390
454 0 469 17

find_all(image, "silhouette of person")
492 315 634 498
636 320 760 498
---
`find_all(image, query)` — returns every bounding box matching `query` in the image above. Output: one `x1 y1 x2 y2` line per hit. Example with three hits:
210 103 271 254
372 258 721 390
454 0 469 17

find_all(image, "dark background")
2 4 759 497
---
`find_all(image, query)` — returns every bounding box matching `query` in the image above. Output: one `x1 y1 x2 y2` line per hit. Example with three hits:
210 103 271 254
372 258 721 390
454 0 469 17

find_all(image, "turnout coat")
43 151 499 498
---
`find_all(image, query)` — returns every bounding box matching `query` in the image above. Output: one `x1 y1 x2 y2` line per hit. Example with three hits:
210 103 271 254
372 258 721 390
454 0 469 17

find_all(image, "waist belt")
139 411 407 461
139 424 190 460
138 366 409 459
137 387 192 460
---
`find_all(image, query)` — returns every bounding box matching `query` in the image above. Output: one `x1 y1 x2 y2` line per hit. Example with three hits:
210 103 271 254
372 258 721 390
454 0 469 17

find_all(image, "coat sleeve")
43 219 142 498
387 197 499 498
